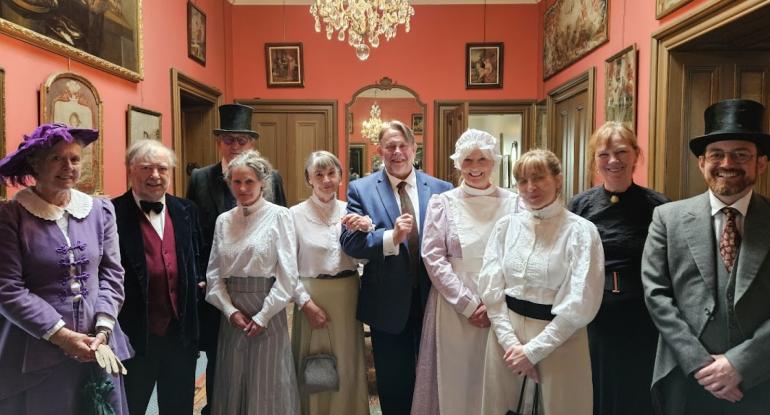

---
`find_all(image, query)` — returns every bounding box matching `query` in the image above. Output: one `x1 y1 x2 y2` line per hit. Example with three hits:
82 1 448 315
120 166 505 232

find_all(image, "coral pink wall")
228 4 541 173
0 0 231 196
539 0 711 186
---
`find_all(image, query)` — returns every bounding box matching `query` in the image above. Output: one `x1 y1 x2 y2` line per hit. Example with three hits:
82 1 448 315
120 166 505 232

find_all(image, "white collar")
131 190 167 212
709 190 752 218
525 197 564 220
461 181 496 196
239 196 266 217
385 168 417 191
310 193 338 210
14 187 93 221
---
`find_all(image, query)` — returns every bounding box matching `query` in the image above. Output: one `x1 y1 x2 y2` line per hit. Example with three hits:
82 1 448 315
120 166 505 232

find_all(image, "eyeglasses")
704 150 755 164
219 136 251 146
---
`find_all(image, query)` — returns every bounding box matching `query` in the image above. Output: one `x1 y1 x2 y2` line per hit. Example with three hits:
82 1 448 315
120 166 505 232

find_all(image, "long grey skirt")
211 277 300 415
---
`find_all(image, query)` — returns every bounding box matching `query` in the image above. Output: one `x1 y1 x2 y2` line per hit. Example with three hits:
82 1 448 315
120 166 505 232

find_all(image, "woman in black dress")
568 122 669 415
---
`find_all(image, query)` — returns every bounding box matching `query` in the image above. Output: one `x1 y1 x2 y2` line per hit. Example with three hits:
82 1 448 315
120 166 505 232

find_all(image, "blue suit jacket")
341 169 452 334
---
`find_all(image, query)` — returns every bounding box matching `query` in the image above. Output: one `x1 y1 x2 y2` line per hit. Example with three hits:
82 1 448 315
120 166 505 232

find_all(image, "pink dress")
411 184 518 415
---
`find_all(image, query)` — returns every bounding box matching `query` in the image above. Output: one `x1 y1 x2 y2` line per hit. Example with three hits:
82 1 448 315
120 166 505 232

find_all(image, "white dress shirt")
290 194 359 307
205 197 298 327
709 190 751 242
479 199 604 364
131 191 166 238
383 168 420 256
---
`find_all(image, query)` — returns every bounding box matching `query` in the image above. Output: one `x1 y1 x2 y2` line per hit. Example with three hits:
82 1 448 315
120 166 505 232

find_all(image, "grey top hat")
689 99 770 156
213 104 259 139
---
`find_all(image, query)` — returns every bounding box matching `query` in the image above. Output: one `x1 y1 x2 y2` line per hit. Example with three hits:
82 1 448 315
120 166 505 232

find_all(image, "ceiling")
230 0 539 5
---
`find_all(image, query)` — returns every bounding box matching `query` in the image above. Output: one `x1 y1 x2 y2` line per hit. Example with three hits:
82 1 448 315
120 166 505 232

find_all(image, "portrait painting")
187 1 206 65
544 0 608 79
605 44 637 131
40 72 102 194
348 143 365 181
466 43 504 89
656 0 694 19
0 0 142 81
411 113 424 135
127 105 162 145
265 43 304 88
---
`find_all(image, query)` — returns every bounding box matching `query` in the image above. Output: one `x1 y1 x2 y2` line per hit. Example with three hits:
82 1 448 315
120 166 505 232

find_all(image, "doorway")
170 69 222 195
649 0 770 200
238 100 337 207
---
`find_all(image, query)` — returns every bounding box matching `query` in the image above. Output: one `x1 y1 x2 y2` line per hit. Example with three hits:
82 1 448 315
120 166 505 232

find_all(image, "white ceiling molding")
230 0 539 5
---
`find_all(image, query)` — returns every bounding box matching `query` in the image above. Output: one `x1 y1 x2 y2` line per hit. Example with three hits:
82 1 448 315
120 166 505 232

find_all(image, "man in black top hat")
185 103 286 414
642 99 770 415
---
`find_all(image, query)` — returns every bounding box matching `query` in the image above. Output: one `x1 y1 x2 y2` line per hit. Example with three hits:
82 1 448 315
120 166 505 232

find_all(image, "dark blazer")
340 169 452 334
113 191 202 356
642 192 770 411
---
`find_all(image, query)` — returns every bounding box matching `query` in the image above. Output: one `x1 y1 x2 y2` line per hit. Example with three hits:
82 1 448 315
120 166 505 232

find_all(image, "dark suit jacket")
340 169 452 334
642 192 770 408
113 191 202 356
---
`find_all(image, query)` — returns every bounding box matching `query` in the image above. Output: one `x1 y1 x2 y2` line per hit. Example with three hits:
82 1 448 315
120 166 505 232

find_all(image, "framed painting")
466 43 504 89
40 72 103 194
605 44 637 131
347 112 354 135
348 143 366 180
544 0 608 79
0 0 142 82
127 105 162 145
0 67 4 200
187 1 206 65
411 113 424 135
265 43 304 88
656 0 694 19
414 143 424 170
534 100 547 150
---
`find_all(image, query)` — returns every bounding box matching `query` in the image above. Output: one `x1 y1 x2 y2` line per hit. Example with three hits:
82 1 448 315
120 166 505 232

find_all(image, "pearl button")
70 281 82 294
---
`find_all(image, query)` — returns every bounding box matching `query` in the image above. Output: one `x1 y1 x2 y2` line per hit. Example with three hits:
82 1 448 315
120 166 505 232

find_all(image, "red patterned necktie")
719 207 741 273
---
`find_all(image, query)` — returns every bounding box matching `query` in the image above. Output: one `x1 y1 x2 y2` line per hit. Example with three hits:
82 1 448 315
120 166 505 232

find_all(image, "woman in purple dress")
0 124 133 414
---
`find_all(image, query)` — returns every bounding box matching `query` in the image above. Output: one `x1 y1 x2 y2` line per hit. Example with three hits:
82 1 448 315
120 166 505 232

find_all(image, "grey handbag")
300 325 339 394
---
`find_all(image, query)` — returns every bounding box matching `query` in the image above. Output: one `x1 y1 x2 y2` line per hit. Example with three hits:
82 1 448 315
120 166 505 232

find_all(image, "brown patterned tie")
719 207 741 273
397 181 420 285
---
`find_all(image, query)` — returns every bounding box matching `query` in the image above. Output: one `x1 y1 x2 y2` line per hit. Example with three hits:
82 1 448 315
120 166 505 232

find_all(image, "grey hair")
378 120 416 145
303 150 342 185
126 139 177 168
225 150 273 201
449 129 502 170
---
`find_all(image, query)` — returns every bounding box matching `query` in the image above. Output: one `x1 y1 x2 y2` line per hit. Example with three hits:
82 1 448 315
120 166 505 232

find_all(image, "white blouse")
290 194 359 306
205 197 299 327
479 199 604 364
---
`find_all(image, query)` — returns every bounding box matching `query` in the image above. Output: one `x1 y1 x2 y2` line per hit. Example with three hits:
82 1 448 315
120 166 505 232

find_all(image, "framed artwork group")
0 0 142 82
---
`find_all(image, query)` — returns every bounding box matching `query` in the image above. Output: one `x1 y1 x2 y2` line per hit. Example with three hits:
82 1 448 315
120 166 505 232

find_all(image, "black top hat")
689 99 770 156
213 104 259 139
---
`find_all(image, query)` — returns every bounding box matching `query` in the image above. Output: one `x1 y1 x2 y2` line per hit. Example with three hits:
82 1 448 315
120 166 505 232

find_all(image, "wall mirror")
345 77 426 181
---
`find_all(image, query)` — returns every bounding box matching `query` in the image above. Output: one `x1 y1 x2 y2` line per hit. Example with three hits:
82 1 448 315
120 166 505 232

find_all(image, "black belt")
316 269 358 280
505 296 555 321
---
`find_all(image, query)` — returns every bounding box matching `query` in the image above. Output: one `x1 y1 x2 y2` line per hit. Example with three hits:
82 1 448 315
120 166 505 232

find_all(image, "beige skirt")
291 275 370 415
481 310 593 415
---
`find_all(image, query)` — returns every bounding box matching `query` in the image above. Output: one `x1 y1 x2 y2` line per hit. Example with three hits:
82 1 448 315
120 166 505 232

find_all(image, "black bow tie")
140 200 164 214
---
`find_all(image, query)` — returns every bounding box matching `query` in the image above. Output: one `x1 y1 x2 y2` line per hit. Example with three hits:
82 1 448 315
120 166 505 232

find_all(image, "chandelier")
310 0 415 61
361 103 384 143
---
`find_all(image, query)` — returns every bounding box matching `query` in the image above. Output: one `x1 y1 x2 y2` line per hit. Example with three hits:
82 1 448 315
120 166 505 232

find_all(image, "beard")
706 168 756 196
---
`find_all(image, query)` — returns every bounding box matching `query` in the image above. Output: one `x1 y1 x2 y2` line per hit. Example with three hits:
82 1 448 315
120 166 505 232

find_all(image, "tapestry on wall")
0 0 142 81
543 0 609 79
604 44 637 131
40 72 103 195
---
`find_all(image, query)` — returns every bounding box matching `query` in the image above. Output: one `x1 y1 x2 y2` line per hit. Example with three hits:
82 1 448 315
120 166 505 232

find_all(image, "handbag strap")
307 323 334 354
514 377 540 415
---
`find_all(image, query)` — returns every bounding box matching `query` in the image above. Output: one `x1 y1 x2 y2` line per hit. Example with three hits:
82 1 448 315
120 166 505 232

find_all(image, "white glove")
94 344 127 376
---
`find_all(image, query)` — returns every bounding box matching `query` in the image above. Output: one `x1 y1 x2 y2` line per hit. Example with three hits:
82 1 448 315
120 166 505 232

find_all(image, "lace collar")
307 193 340 225
238 196 266 217
14 187 92 221
461 182 496 196
524 197 563 220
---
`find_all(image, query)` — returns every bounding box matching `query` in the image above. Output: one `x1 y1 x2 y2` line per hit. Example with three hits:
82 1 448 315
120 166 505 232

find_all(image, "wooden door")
180 102 218 193
434 103 468 183
252 112 328 207
665 51 770 200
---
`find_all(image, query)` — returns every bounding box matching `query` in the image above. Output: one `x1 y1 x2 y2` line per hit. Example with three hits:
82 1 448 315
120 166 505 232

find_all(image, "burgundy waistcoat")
139 209 180 336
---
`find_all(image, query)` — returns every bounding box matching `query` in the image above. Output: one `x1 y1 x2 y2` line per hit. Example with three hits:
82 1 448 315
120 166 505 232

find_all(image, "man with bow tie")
113 139 203 415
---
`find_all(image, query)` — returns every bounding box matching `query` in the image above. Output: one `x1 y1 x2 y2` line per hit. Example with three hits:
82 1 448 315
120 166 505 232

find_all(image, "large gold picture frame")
40 72 103 194
543 0 609 79
0 0 143 82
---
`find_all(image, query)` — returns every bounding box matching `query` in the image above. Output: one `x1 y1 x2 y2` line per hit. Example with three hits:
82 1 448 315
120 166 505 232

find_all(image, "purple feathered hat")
0 123 98 186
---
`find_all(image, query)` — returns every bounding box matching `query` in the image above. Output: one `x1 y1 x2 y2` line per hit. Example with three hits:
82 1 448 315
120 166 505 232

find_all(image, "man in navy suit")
341 120 452 414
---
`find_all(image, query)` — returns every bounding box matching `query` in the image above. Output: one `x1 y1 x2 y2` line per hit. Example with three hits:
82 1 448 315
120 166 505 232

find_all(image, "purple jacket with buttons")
0 197 133 400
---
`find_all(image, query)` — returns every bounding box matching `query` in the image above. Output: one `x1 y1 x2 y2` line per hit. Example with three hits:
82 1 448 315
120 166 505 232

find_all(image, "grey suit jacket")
642 191 770 394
